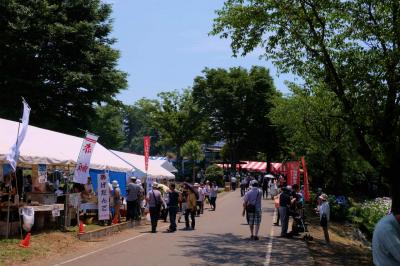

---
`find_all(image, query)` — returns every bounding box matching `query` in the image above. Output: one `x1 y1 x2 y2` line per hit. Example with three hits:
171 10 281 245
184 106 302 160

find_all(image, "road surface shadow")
178 233 269 266
269 236 315 266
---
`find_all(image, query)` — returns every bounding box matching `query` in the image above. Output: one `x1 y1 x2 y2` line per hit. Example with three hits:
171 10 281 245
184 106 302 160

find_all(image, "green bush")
348 197 391 238
328 195 348 222
205 164 224 186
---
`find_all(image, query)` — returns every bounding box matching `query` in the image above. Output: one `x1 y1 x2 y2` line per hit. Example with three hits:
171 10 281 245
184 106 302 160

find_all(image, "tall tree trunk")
266 153 271 174
192 159 196 183
176 146 182 177
332 149 344 193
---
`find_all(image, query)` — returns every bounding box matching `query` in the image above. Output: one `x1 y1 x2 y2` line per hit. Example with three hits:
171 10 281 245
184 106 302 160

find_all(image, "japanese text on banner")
143 136 150 171
73 133 98 184
97 173 110 220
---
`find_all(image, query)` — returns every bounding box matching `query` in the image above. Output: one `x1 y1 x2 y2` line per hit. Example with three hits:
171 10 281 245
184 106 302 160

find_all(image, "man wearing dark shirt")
167 183 180 232
126 177 143 222
279 187 291 237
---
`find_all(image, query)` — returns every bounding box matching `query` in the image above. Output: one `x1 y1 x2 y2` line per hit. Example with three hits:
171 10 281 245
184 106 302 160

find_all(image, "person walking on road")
230 175 237 191
178 189 187 223
209 182 218 211
195 183 205 215
243 181 262 240
166 183 180 232
279 186 291 237
184 183 197 230
204 181 211 208
126 177 143 222
240 177 247 197
262 176 269 199
146 183 164 233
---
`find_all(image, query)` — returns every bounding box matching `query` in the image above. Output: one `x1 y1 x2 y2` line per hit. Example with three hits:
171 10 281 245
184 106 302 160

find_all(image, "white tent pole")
6 119 21 239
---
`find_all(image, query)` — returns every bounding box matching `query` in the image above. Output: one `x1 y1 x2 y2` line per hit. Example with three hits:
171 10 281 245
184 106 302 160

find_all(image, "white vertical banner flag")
73 133 98 184
6 100 31 170
97 173 110 220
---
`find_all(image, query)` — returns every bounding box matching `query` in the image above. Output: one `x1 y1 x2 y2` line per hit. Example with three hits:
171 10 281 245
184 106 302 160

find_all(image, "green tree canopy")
0 0 127 135
90 104 125 150
123 99 163 155
212 0 400 212
192 66 282 169
181 140 205 181
144 89 206 175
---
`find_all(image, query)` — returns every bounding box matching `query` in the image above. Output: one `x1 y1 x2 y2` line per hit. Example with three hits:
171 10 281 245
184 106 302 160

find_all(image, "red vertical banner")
286 161 300 186
301 156 310 202
143 136 150 171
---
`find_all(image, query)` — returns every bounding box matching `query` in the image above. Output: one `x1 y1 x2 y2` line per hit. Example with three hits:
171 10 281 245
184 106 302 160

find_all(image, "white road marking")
54 192 233 266
54 224 170 266
264 208 276 266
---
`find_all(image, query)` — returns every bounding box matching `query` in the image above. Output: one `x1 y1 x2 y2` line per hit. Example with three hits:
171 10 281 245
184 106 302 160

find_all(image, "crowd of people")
106 171 333 245
237 172 330 244
114 177 219 233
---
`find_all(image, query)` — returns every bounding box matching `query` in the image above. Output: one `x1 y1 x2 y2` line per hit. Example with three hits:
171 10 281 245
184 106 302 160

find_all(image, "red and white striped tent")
241 161 267 172
216 161 284 173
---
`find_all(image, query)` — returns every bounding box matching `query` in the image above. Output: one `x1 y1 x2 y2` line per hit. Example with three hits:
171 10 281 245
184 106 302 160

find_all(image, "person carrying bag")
146 183 164 233
243 181 262 240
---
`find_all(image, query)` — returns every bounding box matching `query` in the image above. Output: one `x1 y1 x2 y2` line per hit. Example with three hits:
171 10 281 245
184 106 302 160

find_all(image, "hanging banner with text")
73 133 98 184
38 164 47 184
97 173 110 220
301 156 310 202
143 136 150 171
286 161 300 186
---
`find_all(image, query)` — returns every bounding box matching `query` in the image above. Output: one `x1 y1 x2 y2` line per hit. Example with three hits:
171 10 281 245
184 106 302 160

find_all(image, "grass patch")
0 238 33 266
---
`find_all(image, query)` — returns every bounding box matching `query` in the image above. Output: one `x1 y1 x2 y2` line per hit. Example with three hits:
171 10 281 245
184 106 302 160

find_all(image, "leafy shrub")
348 197 391 238
205 164 224 186
328 195 349 222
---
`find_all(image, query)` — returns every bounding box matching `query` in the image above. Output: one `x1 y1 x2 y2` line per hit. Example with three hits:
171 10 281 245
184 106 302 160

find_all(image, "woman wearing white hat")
317 193 330 244
111 180 121 224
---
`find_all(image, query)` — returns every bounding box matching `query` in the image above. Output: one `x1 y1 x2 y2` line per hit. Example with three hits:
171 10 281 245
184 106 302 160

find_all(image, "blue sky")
106 0 295 105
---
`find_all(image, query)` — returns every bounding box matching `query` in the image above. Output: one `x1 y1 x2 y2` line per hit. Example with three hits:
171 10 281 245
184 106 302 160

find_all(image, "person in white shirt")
230 176 237 191
372 211 400 265
204 181 211 207
317 194 330 244
209 182 218 211
194 183 205 216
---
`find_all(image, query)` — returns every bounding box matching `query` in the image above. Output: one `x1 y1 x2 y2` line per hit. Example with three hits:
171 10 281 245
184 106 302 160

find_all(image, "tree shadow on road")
268 236 315 266
177 233 268 266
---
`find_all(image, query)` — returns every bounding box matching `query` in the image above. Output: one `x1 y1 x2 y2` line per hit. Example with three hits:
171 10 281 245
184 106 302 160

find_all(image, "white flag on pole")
73 133 98 184
6 100 31 170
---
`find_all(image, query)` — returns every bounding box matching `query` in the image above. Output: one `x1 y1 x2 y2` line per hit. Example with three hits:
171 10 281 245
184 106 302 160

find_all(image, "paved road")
49 190 313 266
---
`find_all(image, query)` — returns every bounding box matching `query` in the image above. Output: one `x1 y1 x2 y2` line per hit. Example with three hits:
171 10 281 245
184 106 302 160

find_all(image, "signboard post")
38 164 47 184
97 173 110 220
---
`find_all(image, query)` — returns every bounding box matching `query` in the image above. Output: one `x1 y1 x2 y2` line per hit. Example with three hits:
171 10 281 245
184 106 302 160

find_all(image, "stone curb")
78 220 142 241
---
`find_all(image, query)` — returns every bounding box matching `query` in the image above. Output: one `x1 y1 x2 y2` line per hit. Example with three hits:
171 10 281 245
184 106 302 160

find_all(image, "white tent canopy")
111 150 175 180
156 160 178 173
0 118 134 172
